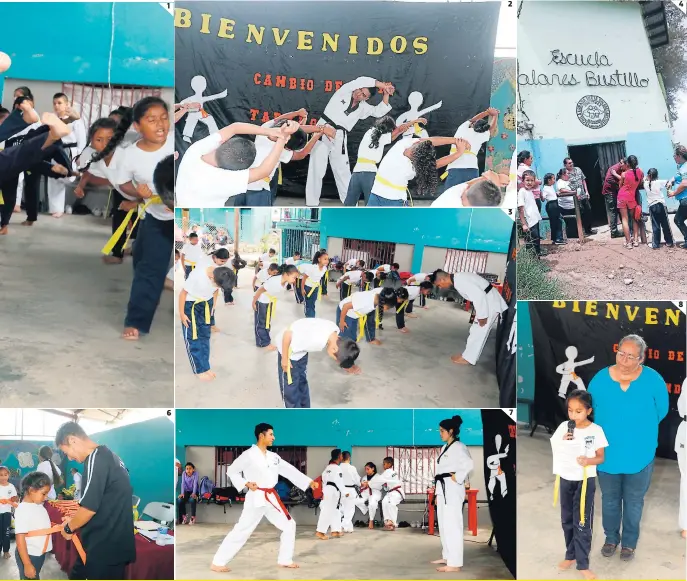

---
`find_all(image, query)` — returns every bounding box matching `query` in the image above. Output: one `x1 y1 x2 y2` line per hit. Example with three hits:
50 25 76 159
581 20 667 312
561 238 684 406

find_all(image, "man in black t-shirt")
55 422 136 580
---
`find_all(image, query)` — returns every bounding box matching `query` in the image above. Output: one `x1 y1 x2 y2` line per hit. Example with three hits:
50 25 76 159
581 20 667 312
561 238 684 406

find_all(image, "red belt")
257 488 291 520
389 485 403 498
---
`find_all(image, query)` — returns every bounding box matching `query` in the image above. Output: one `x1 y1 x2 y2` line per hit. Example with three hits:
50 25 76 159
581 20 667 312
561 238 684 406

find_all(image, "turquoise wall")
487 58 516 174
319 208 512 273
517 303 535 424
176 409 483 462
180 208 273 245
0 440 53 483
0 2 174 98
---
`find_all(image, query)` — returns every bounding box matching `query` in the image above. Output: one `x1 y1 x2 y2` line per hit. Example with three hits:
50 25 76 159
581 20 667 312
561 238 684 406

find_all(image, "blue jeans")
444 167 479 189
15 551 46 580
344 172 375 206
367 193 404 207
597 461 654 548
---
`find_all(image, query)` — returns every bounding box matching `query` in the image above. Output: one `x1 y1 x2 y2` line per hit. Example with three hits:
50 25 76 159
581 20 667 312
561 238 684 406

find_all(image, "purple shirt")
182 471 199 495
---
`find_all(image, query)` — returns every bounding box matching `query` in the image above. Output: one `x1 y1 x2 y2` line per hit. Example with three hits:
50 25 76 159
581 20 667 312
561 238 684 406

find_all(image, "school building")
0 2 174 119
180 208 274 246
176 409 489 527
277 208 514 283
518 0 677 226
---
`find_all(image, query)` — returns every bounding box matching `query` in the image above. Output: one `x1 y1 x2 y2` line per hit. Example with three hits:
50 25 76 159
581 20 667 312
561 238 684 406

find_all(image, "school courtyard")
517 430 684 580
0 215 173 406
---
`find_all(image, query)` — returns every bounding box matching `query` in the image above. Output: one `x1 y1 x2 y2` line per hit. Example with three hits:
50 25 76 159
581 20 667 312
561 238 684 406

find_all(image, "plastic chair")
132 495 141 509
141 501 175 526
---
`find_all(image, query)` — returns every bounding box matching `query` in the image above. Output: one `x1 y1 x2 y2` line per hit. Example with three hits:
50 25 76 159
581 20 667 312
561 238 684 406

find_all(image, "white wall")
517 1 671 142
485 252 507 281
393 243 415 272
326 236 344 261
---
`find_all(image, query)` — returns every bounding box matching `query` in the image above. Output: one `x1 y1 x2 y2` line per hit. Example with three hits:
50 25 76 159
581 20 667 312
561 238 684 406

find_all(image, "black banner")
495 223 517 408
529 301 685 460
481 409 516 579
174 1 499 194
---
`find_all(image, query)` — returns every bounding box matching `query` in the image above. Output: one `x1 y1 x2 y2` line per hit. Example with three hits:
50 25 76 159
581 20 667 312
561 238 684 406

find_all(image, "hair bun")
452 415 463 427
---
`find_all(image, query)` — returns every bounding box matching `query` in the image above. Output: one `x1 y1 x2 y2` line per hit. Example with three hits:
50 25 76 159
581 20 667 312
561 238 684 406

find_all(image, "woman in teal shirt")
589 334 669 562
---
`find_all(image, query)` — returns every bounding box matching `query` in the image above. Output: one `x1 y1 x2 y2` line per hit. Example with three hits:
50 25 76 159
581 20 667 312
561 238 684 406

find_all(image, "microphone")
567 420 576 437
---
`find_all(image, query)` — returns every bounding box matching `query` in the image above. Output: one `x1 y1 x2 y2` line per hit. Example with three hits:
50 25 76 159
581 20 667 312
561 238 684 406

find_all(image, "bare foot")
102 256 123 265
330 532 343 538
20 220 34 226
368 522 374 529
197 371 215 382
682 530 686 539
264 344 277 351
436 566 461 572
13 205 21 213
580 570 596 580
369 339 382 345
431 560 447 565
345 365 362 375
210 564 230 573
3 553 11 560
279 563 300 569
398 327 410 334
0 226 8 235
451 354 470 365
422 306 429 310
315 532 329 540
407 314 418 318
121 327 140 341
41 112 70 139
225 302 234 306
558 560 575 570
212 326 220 333
52 212 64 218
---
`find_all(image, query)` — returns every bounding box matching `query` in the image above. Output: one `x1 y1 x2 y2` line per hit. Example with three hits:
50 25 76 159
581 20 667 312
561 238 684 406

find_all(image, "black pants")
407 299 415 313
675 199 687 243
69 555 127 580
0 174 19 228
395 303 407 329
16 552 46 580
524 222 541 255
110 193 133 258
546 200 563 242
270 171 280 205
578 198 593 233
419 293 426 308
560 476 595 570
649 203 674 247
22 170 41 222
0 512 10 553
604 193 620 234
177 492 197 519
535 198 542 213
340 283 353 301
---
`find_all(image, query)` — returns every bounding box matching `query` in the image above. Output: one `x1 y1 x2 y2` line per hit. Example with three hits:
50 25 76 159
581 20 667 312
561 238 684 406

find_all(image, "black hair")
395 287 409 300
38 446 64 488
254 422 273 440
556 168 568 180
53 92 69 102
153 155 175 211
320 248 327 253
267 262 279 273
408 140 438 197
342 451 351 461
563 157 573 166
567 389 594 421
232 252 247 271
14 86 33 100
213 266 237 291
363 271 374 283
439 415 463 440
335 337 360 369
269 248 276 254
293 251 301 257
0 107 10 118
109 106 133 120
419 281 434 292
543 172 555 186
55 421 88 447
21 472 52 496
365 462 377 476
521 169 536 180
189 233 199 239
428 269 450 285
335 261 344 270
213 248 230 260
273 118 307 151
646 168 658 189
330 448 342 462
175 249 181 256
391 263 399 270
277 264 298 276
383 456 394 467
216 137 256 170
674 145 687 162
472 118 490 133
626 155 638 181
13 95 32 110
185 462 196 469
357 259 366 268
517 150 531 165
81 108 133 172
370 115 396 149
378 287 397 307
465 180 502 207
312 250 328 265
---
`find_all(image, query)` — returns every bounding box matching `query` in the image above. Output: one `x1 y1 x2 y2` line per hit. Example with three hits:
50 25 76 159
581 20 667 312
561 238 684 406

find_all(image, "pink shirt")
618 167 644 202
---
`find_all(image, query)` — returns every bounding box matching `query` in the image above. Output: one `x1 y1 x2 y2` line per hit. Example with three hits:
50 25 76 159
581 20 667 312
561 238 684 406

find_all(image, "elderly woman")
588 334 669 562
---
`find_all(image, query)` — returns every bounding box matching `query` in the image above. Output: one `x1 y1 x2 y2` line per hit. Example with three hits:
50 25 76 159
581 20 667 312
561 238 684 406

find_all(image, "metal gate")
386 446 441 495
595 141 627 183
214 446 307 488
282 229 320 260
443 249 489 274
342 239 396 268
61 83 163 136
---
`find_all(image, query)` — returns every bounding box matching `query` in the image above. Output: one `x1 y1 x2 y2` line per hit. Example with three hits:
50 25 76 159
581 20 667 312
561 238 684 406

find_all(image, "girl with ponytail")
36 446 63 500
344 116 427 206
300 251 329 318
252 264 299 349
359 462 384 529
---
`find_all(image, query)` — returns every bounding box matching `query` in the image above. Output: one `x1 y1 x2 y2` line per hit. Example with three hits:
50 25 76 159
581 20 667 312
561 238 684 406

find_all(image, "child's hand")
454 138 470 154
119 200 138 212
339 321 348 333
180 313 191 328
577 456 589 467
322 125 336 140
74 185 85 199
178 493 184 499
24 563 37 579
280 120 299 136
563 432 574 441
252 301 258 312
521 223 530 233
297 108 308 122
281 358 291 373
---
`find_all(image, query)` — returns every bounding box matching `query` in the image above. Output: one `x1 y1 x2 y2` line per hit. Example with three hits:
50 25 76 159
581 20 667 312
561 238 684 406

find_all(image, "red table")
427 488 479 536
46 503 174 580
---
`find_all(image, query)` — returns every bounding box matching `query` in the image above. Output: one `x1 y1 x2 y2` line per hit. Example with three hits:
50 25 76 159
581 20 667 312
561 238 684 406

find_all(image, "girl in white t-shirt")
301 251 330 318
551 390 608 580
0 466 18 559
644 168 675 249
337 287 397 355
252 264 300 350
180 266 236 381
36 446 62 501
14 472 52 580
541 173 566 245
395 283 434 333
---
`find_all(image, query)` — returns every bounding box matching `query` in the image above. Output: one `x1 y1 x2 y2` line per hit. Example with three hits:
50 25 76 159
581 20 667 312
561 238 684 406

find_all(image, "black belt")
321 113 348 155
434 473 455 504
326 481 342 508
344 484 361 498
482 282 494 294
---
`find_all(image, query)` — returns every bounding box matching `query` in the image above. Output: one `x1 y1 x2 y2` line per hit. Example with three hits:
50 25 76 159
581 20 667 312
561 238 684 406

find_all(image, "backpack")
199 476 214 503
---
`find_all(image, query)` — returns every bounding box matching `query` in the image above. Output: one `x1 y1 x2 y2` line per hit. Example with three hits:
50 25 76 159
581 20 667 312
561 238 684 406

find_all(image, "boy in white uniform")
337 287 396 351
340 452 362 533
252 265 298 349
380 457 405 530
211 424 318 572
337 269 363 300
284 251 301 266
305 77 395 206
181 232 203 279
275 318 361 408
395 283 434 331
0 466 18 558
316 450 347 540
300 257 328 318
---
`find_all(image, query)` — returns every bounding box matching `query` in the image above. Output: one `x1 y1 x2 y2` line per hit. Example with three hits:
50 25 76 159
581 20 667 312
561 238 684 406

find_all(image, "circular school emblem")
576 95 610 129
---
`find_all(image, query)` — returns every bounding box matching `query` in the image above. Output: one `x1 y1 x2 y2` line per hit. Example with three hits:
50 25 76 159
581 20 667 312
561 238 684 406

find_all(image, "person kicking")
211 423 319 572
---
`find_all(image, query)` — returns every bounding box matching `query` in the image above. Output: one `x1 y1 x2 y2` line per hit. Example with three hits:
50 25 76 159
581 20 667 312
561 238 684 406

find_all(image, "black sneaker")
619 547 635 562
601 543 617 558
554 239 567 245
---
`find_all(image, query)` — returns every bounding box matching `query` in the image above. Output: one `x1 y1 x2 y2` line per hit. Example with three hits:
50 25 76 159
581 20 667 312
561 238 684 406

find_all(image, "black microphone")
567 420 576 436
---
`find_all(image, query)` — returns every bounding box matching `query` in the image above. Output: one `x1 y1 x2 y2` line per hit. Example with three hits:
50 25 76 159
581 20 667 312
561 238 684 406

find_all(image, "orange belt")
27 522 86 564
257 487 292 520
0 499 18 508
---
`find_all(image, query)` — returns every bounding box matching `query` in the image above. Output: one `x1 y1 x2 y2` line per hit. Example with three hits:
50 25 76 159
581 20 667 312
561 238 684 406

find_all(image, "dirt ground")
537 221 687 300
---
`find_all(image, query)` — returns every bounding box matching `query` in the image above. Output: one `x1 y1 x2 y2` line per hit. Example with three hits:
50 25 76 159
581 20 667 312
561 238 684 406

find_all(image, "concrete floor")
517 428 685 580
0 542 67 580
0 214 173 406
175 523 510 580
174 268 500 408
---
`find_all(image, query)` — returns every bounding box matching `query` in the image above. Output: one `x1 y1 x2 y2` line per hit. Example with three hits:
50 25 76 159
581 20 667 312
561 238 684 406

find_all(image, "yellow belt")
553 465 588 525
0 188 4 205
306 282 322 299
414 123 422 136
264 294 277 329
375 175 407 192
357 157 378 166
365 282 370 291
190 298 210 340
286 349 293 385
347 284 353 297
396 300 409 314
357 314 368 342
278 164 283 186
440 149 476 181
100 195 161 255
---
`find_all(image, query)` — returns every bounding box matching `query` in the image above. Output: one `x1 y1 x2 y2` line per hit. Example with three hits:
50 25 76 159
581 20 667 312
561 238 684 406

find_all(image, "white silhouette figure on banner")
396 92 442 138
486 434 509 500
507 303 517 355
181 75 228 143
556 346 595 399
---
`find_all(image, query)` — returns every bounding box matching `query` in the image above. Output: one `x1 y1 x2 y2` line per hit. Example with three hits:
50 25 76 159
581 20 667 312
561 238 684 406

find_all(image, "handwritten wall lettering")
548 49 612 68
